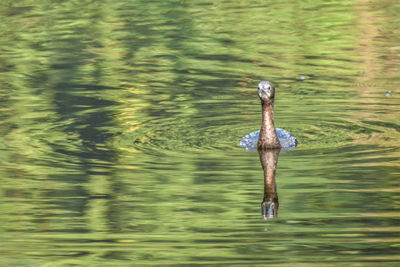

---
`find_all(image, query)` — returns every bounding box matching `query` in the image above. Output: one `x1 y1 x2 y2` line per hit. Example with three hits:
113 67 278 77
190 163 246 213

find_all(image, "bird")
239 81 297 151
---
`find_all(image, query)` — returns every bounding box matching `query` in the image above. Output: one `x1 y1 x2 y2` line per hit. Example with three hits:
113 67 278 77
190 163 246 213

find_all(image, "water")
1 0 400 265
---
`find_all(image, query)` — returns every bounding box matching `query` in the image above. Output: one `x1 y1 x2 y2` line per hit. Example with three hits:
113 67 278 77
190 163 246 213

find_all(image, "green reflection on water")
1 0 400 265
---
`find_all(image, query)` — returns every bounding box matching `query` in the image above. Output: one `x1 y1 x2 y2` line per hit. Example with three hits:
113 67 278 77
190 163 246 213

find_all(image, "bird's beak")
258 88 271 100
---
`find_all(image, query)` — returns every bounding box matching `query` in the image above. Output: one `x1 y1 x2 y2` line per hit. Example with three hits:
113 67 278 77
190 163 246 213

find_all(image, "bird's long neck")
257 101 281 149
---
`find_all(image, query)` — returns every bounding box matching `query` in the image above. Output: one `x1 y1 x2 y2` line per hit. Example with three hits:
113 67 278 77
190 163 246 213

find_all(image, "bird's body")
239 128 297 151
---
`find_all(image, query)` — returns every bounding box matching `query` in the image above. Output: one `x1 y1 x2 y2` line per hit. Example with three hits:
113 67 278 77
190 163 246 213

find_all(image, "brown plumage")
257 81 282 150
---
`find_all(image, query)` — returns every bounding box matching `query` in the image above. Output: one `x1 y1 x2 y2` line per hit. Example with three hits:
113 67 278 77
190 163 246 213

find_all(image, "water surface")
1 0 400 265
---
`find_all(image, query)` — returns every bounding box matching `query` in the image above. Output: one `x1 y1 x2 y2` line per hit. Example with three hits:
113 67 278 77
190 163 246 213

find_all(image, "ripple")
128 118 239 153
120 111 400 154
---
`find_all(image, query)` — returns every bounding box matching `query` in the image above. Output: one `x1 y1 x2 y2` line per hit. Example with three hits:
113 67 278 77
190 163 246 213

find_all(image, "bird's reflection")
258 149 280 220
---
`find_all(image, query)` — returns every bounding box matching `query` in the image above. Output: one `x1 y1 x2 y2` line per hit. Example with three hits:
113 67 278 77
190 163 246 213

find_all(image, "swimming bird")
239 81 297 151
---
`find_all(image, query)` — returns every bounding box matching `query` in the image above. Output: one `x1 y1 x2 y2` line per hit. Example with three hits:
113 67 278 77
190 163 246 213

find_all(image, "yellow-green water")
1 0 400 265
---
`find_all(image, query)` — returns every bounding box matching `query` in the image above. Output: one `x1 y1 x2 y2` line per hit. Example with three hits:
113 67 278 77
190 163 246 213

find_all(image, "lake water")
1 0 399 265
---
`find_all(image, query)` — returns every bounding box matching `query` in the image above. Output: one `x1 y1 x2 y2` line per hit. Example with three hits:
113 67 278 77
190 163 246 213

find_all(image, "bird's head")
257 81 275 103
